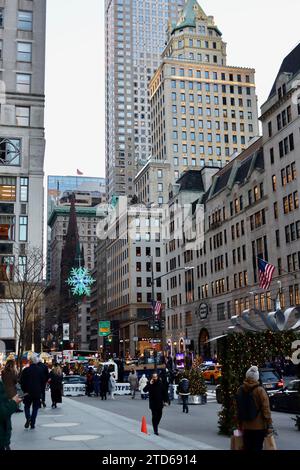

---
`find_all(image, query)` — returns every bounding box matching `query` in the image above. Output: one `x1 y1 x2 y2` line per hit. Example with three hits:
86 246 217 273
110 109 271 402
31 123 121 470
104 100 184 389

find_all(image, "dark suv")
216 368 284 404
259 368 284 394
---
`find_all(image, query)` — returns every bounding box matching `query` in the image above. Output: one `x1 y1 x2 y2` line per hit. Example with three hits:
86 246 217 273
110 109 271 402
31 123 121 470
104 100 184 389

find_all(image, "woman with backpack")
236 366 274 451
177 374 190 413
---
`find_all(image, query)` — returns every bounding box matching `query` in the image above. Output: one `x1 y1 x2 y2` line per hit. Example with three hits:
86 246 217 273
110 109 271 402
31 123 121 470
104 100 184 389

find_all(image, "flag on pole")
76 169 83 175
152 300 162 317
258 258 275 290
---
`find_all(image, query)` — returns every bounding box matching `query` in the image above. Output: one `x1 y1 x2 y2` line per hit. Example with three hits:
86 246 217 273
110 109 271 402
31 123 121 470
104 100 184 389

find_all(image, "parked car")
259 368 284 394
215 367 284 404
202 365 222 384
269 380 300 413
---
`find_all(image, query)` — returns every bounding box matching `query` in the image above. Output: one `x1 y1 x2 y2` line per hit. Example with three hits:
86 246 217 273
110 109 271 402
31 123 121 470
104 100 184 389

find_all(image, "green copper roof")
48 205 98 226
172 0 206 34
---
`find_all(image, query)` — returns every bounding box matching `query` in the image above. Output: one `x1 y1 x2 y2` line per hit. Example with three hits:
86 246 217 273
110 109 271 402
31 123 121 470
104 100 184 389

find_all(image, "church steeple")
60 194 80 298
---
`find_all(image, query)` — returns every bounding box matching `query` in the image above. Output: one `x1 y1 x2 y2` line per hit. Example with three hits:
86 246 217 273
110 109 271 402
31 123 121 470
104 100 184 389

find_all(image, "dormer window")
282 83 287 95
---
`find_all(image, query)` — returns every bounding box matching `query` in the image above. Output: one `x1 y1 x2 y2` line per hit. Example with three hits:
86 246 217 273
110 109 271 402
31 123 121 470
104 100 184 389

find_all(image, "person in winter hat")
236 366 273 451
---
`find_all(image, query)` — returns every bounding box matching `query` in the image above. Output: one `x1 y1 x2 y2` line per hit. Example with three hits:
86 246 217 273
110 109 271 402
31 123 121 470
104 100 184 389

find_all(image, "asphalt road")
71 387 300 450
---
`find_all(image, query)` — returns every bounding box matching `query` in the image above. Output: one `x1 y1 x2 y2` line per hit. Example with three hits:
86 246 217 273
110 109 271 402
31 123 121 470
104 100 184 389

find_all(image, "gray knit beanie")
246 365 259 382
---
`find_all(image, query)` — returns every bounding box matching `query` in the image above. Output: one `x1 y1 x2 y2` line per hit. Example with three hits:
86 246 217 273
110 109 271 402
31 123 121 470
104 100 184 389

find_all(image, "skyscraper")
149 0 259 197
0 0 46 353
105 0 185 201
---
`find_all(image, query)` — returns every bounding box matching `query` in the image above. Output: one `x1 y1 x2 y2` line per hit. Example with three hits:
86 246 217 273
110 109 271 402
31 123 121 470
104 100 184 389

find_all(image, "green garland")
218 331 297 435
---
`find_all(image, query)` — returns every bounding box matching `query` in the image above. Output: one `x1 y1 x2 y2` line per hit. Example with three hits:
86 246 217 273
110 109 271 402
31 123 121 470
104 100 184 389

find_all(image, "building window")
16 74 31 93
20 177 28 202
0 177 16 201
18 11 33 31
136 277 142 288
16 107 30 126
17 42 32 62
136 247 141 257
137 293 142 303
19 216 28 241
0 138 21 166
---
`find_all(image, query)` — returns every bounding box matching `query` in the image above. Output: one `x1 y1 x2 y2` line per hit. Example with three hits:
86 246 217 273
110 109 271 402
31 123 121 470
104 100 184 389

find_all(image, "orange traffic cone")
141 416 148 434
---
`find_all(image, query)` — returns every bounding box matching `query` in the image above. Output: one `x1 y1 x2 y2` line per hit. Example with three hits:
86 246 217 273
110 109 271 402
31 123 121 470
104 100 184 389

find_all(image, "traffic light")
104 335 113 346
160 319 165 330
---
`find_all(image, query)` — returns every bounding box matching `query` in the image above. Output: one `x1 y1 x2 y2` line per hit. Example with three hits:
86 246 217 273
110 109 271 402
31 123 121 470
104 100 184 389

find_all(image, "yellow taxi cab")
202 364 222 384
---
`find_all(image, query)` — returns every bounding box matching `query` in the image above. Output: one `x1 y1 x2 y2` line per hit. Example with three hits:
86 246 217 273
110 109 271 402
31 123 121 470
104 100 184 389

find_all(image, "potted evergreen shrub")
188 367 207 405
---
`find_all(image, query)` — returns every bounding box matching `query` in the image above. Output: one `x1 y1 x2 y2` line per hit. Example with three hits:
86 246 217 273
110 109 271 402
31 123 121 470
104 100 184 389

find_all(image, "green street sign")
99 321 111 337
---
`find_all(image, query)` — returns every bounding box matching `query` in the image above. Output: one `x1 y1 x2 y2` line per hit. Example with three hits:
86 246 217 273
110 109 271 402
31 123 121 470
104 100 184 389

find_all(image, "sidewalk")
10 393 218 450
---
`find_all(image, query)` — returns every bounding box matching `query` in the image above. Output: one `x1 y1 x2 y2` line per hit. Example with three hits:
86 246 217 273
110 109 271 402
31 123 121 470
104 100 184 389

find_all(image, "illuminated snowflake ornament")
67 267 95 297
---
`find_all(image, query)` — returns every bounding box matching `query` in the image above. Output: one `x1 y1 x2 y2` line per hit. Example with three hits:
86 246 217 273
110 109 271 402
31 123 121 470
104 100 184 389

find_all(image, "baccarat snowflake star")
67 267 96 297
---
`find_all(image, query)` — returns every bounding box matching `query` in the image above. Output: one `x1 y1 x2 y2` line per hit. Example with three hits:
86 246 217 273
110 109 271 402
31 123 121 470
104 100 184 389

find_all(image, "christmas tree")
188 366 207 396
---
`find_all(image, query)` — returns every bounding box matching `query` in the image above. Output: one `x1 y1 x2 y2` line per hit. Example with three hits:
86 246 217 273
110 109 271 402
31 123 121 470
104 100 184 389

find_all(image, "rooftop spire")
172 0 207 34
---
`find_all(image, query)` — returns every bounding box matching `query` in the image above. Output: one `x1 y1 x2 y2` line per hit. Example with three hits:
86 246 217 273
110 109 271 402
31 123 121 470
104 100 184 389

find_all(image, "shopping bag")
230 430 244 450
263 434 277 450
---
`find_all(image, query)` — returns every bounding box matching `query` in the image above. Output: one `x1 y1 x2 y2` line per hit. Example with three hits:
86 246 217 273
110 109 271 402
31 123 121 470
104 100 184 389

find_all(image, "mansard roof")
269 42 300 98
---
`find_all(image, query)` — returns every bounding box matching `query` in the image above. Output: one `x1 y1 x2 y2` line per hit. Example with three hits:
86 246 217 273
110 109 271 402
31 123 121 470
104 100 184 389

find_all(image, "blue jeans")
24 396 40 427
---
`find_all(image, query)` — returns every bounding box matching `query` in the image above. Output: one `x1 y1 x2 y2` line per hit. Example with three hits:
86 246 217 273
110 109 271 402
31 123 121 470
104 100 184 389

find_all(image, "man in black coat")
143 373 169 436
20 354 44 429
37 359 49 408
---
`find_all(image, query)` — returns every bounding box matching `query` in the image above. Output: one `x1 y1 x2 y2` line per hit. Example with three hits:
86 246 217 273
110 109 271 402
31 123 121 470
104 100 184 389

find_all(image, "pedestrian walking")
128 368 138 399
236 365 274 451
100 367 109 400
20 354 44 430
37 358 49 408
178 374 190 413
1 360 18 400
109 373 116 399
0 381 22 450
86 367 94 397
49 365 63 409
139 374 148 400
143 373 169 436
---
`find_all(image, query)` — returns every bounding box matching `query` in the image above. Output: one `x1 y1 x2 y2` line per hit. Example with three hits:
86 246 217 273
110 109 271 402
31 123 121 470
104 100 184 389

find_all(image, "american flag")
258 258 275 290
152 300 162 316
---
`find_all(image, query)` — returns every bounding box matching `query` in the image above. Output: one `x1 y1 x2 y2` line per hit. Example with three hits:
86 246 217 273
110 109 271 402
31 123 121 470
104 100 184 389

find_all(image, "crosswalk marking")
206 391 217 403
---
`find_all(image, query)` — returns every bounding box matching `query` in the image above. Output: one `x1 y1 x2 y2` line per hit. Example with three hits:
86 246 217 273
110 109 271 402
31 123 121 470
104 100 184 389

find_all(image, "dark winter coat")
100 371 109 394
49 371 63 404
20 364 44 399
143 379 169 411
37 362 49 385
178 378 190 396
1 368 18 399
0 381 17 448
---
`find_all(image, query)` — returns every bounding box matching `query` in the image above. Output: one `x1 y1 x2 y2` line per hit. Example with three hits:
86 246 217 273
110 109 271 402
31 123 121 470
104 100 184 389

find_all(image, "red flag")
76 169 83 175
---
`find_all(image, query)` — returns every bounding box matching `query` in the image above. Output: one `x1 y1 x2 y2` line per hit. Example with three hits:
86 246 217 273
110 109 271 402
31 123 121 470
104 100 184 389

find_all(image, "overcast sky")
45 0 300 179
